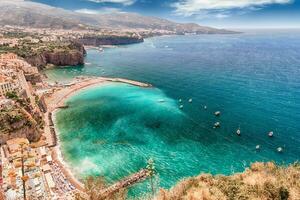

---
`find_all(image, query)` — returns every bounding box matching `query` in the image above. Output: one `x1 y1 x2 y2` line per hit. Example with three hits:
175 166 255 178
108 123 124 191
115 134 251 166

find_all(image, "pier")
105 77 152 87
98 168 151 198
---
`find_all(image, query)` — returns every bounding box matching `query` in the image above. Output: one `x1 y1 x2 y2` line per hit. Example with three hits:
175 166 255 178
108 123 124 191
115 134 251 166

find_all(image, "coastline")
43 76 152 193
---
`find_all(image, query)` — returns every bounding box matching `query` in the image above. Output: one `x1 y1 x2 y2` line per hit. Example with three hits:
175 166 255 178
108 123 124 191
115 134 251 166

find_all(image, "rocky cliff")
79 35 144 46
0 104 42 144
25 41 86 70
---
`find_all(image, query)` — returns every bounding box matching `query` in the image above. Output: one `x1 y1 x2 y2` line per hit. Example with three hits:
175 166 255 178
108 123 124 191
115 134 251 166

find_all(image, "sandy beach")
43 76 151 193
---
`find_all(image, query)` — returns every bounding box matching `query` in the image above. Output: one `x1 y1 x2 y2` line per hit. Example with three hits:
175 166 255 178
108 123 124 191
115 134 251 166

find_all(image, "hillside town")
0 51 90 199
0 29 155 199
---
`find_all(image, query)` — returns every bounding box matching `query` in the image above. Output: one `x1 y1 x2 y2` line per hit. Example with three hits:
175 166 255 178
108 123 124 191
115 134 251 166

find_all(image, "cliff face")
157 162 300 200
79 36 144 46
0 105 42 144
25 54 47 69
25 42 86 70
44 50 84 66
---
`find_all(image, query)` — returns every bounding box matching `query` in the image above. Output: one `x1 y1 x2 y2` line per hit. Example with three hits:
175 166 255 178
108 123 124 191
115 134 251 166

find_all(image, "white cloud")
87 0 136 6
215 13 229 19
75 9 101 14
172 0 292 16
75 8 123 14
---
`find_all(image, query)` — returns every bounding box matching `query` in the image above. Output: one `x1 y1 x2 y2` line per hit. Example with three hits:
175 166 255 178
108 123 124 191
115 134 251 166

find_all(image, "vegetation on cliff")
0 39 83 57
157 162 300 200
79 34 144 46
0 92 43 144
0 38 85 69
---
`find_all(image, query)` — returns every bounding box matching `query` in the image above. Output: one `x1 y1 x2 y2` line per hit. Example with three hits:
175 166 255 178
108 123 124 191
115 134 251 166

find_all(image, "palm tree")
146 158 156 197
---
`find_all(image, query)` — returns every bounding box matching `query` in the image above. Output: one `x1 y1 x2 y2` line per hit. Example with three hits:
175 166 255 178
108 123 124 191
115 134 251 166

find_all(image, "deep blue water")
48 30 300 197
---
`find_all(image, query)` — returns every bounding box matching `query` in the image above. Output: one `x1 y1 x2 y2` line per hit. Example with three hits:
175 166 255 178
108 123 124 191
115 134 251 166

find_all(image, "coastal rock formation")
25 54 47 70
0 105 42 144
25 42 86 69
79 35 144 46
44 50 84 66
157 162 300 200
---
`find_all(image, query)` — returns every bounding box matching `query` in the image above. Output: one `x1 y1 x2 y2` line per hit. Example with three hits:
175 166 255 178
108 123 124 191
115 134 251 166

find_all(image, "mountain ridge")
0 0 237 34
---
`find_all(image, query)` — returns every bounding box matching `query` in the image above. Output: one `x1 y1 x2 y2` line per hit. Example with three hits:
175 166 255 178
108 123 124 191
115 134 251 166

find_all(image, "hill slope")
157 162 300 200
0 0 235 34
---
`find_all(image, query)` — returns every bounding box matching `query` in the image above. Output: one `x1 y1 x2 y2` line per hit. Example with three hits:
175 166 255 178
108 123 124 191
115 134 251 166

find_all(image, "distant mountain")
0 0 236 34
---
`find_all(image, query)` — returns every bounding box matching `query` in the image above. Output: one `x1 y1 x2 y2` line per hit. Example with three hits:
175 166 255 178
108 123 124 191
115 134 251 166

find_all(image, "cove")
51 33 300 197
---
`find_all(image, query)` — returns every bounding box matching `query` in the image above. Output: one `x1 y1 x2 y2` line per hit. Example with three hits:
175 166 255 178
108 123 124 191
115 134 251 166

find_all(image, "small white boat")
179 105 183 109
204 105 207 110
179 99 182 103
236 129 241 136
277 147 283 153
188 98 193 103
256 145 260 150
268 131 274 137
158 99 165 103
214 122 220 128
215 111 221 116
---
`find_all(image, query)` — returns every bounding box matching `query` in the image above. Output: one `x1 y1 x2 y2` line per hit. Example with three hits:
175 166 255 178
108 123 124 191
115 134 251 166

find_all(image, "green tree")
146 158 156 197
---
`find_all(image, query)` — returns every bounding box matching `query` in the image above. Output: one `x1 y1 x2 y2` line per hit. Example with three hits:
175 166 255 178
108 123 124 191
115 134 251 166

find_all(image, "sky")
29 0 300 28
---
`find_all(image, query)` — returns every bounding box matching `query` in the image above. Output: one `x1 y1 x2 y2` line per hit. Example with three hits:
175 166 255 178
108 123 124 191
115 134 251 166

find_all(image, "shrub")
6 91 18 99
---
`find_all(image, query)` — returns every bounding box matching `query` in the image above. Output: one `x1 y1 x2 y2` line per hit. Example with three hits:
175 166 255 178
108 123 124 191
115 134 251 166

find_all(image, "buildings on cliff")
0 52 85 200
0 53 39 104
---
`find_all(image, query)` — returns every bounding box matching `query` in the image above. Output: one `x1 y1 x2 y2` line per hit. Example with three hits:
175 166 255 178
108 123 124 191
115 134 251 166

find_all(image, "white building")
0 81 16 97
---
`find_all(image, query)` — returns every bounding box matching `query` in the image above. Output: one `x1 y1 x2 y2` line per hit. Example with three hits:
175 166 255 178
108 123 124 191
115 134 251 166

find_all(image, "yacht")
215 111 221 116
268 131 274 137
236 129 241 136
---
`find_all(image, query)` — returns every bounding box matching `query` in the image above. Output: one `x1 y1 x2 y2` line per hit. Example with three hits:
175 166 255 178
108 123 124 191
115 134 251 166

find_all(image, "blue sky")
30 0 300 28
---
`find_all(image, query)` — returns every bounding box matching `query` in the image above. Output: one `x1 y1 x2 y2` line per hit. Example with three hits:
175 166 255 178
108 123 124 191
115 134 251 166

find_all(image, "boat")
214 122 220 128
188 98 192 103
179 99 182 103
256 145 260 150
268 131 274 137
158 99 165 103
214 111 221 116
57 105 69 109
236 129 241 136
204 105 207 110
179 105 183 109
277 147 283 153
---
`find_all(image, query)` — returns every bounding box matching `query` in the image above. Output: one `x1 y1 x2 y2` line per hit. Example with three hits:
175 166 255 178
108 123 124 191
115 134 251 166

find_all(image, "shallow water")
51 31 300 196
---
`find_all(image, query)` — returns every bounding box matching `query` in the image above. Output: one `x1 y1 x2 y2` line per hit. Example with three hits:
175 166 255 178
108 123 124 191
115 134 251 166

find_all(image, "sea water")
49 30 300 197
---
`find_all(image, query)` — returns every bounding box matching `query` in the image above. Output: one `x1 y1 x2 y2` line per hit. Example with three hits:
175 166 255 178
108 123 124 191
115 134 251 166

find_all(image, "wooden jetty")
106 78 152 87
98 168 151 199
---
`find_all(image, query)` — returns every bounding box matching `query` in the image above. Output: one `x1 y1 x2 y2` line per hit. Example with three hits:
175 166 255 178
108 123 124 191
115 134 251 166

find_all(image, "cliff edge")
157 162 300 200
24 41 86 69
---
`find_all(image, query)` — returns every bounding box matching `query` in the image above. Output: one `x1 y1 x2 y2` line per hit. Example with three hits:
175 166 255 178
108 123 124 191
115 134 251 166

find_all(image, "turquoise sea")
47 30 300 197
